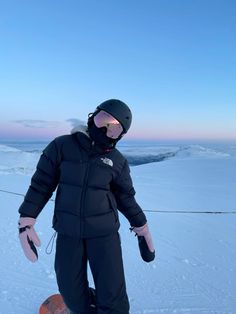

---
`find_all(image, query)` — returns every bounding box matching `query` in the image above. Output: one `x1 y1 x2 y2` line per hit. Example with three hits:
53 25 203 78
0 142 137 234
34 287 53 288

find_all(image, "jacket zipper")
79 142 95 237
80 158 90 238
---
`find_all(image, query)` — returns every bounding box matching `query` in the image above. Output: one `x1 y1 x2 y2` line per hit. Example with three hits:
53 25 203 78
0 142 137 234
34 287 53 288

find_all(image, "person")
18 99 155 314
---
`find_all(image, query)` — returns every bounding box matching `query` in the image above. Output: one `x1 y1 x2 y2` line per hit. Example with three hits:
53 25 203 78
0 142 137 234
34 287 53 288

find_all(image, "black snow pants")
54 232 130 314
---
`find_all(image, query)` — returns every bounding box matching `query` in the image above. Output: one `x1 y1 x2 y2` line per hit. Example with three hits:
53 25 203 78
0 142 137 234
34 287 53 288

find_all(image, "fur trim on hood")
70 123 89 137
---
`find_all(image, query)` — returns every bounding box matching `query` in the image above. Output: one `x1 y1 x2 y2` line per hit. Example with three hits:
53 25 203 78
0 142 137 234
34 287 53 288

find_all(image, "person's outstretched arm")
111 159 155 262
18 139 61 262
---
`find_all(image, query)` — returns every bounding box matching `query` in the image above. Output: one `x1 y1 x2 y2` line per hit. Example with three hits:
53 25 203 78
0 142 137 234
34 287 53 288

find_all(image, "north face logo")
101 157 113 167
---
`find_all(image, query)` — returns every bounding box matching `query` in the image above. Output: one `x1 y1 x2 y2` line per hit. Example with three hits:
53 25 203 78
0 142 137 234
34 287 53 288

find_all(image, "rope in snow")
144 209 236 214
0 188 236 214
0 189 55 202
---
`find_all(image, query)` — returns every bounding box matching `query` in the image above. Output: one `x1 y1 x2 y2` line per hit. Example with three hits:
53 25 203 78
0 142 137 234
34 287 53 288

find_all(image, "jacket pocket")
107 193 118 222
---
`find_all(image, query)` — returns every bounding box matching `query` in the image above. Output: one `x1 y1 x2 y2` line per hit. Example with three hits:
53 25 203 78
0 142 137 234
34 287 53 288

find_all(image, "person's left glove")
18 217 41 262
131 223 155 262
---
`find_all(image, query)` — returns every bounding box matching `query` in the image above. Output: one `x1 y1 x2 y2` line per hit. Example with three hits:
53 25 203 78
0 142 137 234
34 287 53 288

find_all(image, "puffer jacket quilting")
18 132 147 238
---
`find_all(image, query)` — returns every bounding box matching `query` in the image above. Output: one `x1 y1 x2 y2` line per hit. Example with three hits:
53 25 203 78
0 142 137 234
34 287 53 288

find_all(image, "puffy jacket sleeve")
18 139 61 218
111 159 147 227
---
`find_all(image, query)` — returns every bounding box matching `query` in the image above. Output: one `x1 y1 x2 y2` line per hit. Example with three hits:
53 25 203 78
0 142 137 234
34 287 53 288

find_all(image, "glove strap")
19 225 31 234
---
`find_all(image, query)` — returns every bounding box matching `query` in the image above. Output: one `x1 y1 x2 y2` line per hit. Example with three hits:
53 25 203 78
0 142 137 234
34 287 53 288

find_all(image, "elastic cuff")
20 213 37 218
129 211 147 228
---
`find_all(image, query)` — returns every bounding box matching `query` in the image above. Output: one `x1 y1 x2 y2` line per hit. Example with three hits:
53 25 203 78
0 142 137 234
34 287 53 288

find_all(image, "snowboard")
39 294 69 314
39 288 97 314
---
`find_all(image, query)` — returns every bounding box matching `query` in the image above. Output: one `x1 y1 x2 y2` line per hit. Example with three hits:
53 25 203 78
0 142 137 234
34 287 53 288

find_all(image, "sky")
0 0 236 141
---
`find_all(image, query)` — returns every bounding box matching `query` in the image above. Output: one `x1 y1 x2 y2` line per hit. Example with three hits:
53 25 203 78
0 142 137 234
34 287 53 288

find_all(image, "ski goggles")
94 110 123 139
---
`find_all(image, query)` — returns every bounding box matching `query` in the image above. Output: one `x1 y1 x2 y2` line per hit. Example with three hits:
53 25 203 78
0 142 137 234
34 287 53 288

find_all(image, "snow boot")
69 287 97 314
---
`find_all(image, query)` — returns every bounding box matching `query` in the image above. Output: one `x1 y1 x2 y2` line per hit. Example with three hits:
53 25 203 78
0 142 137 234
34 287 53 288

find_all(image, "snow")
0 144 39 175
0 142 236 313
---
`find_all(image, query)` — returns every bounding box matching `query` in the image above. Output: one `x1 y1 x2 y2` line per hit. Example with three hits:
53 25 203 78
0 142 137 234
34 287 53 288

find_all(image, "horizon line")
0 137 236 143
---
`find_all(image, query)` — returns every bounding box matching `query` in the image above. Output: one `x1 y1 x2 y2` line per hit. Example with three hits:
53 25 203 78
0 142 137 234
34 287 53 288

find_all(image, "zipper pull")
45 231 57 255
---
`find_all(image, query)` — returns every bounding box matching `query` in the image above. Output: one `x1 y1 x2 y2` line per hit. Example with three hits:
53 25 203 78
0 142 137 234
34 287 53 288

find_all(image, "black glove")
131 223 155 262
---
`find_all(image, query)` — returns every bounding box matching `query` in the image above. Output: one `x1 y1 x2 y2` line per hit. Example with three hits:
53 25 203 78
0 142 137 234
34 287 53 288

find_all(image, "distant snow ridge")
125 152 176 166
0 143 232 173
120 144 180 166
176 145 231 159
0 144 39 175
123 144 231 166
0 144 21 153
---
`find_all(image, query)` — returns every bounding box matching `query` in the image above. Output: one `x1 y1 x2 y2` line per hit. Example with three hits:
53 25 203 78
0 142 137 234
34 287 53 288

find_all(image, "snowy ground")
0 143 236 313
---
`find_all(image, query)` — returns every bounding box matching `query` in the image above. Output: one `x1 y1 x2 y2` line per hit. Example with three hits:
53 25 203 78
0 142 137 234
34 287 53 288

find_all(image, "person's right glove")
18 217 41 262
131 223 155 262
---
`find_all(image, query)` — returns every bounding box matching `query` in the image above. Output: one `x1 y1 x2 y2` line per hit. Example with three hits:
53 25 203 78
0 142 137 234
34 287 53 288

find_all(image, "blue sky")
0 0 235 141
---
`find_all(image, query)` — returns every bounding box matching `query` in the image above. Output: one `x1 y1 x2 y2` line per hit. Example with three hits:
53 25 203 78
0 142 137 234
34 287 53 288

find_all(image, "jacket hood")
70 123 89 137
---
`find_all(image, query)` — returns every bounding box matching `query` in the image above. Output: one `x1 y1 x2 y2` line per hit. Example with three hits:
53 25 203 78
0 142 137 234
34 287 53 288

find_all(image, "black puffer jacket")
19 131 147 238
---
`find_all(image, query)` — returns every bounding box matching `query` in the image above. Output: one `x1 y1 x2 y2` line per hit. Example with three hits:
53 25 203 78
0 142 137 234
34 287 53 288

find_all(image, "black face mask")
87 121 116 149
